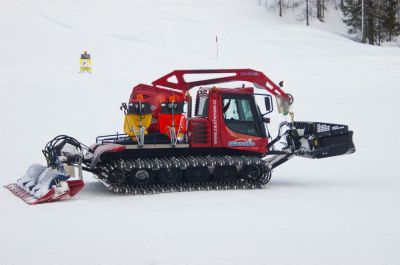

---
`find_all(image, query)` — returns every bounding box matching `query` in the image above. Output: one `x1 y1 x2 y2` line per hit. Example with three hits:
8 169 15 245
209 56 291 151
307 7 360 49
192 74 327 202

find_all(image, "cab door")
220 94 267 152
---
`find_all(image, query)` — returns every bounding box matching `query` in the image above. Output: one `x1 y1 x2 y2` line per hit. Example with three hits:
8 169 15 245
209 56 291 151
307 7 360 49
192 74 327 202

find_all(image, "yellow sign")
79 58 92 73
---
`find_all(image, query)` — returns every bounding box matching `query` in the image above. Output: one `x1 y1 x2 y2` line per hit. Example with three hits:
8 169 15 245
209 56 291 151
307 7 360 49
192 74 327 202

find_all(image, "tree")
269 0 285 17
382 0 400 41
316 0 326 22
342 0 400 45
342 0 374 44
297 0 313 25
263 0 399 42
365 0 378 44
298 0 327 26
342 0 362 36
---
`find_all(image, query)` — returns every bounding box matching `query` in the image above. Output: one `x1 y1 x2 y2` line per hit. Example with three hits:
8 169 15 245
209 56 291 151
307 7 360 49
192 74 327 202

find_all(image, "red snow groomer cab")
6 69 355 204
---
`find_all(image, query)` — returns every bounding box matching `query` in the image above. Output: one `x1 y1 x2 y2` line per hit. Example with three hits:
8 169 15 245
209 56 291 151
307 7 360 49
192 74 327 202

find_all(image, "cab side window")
222 95 261 136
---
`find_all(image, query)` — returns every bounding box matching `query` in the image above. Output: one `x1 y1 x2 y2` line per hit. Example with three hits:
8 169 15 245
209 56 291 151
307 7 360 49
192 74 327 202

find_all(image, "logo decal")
228 138 256 147
212 99 218 145
239 71 259 77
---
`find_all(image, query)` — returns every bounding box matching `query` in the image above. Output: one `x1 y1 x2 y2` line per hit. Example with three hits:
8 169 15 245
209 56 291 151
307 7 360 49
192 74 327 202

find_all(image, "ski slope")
1 0 400 264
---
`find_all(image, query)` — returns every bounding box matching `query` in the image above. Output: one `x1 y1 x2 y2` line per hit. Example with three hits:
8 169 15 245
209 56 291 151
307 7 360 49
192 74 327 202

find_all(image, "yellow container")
123 114 152 140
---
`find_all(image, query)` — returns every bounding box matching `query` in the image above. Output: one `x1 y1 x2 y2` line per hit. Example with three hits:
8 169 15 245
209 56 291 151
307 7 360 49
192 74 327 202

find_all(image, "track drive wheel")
242 165 262 182
128 169 154 186
107 172 122 184
158 168 183 185
184 166 210 183
259 165 272 185
213 165 239 182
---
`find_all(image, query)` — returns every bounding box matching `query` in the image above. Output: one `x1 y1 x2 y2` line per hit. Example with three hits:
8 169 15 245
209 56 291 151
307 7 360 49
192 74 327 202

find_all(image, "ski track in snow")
17 0 75 31
1 0 400 265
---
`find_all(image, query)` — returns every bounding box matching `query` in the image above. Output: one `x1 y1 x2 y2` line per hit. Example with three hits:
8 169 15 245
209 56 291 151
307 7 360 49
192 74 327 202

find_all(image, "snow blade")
292 122 355 159
4 164 84 205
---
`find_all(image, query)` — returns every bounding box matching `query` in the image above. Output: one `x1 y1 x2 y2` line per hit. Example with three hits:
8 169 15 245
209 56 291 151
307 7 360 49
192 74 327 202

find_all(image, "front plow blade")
4 164 84 205
293 122 355 159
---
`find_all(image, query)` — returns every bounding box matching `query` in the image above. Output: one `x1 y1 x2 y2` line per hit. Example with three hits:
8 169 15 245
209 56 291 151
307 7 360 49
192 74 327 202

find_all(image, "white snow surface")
1 0 400 264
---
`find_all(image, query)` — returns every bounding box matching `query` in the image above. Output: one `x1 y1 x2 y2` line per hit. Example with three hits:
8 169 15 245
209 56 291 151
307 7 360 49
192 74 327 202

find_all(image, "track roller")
184 166 210 183
128 169 154 186
158 168 183 185
213 165 239 182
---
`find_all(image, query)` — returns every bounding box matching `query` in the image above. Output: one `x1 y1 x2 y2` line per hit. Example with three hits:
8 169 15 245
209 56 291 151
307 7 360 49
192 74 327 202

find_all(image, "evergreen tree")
364 0 378 44
382 0 400 41
263 0 400 44
342 0 363 36
342 0 400 44
342 0 376 44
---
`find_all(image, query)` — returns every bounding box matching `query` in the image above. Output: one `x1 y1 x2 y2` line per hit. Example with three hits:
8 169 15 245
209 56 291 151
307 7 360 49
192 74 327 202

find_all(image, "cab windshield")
222 95 262 137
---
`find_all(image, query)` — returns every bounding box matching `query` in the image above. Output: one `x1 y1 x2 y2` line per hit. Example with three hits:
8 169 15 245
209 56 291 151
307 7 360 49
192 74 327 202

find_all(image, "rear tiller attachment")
4 136 86 204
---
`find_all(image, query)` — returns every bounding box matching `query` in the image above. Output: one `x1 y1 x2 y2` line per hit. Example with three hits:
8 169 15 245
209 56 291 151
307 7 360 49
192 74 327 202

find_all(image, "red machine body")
188 86 268 154
128 84 187 133
128 69 290 155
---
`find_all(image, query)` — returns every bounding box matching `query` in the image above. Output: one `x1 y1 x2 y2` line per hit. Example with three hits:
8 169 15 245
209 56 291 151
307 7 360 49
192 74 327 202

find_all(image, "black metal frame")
96 132 189 145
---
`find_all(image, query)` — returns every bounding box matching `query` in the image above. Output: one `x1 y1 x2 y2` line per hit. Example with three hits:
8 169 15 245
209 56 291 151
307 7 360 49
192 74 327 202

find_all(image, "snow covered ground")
1 0 400 264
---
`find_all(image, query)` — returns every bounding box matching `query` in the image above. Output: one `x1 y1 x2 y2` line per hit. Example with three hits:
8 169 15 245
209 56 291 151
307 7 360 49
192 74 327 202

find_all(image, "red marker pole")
216 35 219 59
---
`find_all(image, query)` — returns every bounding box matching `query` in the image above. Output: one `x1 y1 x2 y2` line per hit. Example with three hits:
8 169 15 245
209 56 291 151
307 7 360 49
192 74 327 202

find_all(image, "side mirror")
264 95 273 114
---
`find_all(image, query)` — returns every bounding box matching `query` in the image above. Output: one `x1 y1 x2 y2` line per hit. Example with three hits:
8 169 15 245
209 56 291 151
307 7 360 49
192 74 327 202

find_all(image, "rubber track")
106 180 264 195
93 155 271 195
